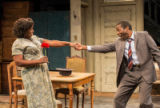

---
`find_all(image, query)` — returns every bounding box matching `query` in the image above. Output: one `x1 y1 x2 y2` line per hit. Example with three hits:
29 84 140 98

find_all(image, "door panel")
30 12 48 38
47 12 70 70
100 5 136 92
30 11 70 70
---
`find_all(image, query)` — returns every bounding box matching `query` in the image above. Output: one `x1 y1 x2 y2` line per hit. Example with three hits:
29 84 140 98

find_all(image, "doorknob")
74 35 77 41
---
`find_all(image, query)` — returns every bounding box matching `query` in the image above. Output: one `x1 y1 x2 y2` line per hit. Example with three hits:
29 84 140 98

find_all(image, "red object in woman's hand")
41 42 50 56
41 42 50 48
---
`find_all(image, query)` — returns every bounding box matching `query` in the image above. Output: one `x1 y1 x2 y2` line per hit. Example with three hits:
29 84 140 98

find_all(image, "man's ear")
126 26 129 30
125 26 130 32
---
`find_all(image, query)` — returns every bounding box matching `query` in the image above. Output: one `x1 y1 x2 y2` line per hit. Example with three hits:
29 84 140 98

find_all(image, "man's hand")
74 43 87 50
69 42 87 50
75 43 82 50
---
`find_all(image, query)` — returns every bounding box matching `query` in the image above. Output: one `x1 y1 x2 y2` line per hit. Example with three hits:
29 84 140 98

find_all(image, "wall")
0 1 31 93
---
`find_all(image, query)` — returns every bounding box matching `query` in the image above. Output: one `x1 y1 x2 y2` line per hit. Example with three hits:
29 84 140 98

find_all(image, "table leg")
91 80 94 108
68 84 73 108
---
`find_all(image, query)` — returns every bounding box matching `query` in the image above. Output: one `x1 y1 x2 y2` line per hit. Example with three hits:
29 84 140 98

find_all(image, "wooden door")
100 5 136 92
47 11 70 70
30 11 70 70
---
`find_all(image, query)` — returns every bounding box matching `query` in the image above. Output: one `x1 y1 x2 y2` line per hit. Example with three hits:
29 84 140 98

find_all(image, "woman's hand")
13 55 48 67
69 42 75 47
39 56 48 63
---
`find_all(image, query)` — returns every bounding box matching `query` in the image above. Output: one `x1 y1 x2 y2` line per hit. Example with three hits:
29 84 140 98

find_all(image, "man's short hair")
116 21 132 30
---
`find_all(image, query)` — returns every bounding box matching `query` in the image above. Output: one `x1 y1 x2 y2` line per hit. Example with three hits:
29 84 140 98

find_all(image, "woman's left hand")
39 56 48 63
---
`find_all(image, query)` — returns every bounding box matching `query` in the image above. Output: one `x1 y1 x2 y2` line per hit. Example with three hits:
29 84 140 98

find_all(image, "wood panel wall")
0 1 31 94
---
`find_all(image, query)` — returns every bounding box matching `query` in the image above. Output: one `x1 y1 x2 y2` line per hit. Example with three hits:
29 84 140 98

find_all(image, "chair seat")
56 100 62 108
12 89 26 95
56 100 62 104
74 86 86 92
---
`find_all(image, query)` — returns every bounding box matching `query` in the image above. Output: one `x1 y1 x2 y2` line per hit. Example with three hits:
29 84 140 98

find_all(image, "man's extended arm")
75 43 116 53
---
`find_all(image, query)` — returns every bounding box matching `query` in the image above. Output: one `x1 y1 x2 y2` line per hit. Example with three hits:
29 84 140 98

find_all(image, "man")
75 21 160 108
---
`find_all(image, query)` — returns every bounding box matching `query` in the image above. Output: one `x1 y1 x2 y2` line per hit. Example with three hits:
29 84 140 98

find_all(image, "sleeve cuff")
87 46 92 51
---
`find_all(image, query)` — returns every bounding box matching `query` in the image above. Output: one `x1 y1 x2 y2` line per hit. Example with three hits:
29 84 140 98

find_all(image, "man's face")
116 24 129 40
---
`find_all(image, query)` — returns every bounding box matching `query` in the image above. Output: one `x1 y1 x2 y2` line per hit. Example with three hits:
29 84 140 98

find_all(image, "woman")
12 18 74 108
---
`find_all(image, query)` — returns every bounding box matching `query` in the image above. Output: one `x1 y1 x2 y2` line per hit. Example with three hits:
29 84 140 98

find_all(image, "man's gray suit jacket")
89 31 160 87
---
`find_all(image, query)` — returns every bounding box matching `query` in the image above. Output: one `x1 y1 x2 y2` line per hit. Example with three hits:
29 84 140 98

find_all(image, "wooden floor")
0 95 10 108
0 94 160 108
0 95 10 103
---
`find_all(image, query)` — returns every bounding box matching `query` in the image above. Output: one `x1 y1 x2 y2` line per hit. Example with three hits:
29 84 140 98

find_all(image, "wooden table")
13 72 95 108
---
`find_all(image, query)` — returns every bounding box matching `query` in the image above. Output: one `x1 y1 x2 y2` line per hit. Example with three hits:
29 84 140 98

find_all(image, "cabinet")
0 1 31 94
0 62 10 94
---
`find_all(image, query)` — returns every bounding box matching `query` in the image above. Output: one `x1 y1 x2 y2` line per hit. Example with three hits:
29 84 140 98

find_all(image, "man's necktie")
128 39 133 70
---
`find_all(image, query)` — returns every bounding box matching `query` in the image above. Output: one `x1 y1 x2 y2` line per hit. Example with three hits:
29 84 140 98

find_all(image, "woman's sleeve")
12 40 24 56
39 37 44 43
33 35 44 43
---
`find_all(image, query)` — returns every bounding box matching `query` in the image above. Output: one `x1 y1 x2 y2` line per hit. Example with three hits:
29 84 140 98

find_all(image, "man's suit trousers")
113 68 153 108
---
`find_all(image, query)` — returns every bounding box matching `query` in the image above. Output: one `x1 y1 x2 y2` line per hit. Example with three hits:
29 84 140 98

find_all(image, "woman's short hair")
13 18 34 38
116 21 132 30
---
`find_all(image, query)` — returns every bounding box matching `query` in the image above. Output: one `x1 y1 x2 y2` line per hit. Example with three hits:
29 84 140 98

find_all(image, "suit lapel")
134 32 142 64
119 39 126 61
116 39 126 75
134 32 138 49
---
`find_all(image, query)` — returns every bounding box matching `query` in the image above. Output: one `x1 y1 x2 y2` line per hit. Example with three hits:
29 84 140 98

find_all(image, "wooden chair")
152 62 160 95
8 61 62 108
7 61 27 108
55 56 87 108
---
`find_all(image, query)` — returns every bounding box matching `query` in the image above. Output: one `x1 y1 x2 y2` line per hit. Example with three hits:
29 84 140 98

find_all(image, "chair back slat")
7 61 18 95
66 56 86 73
